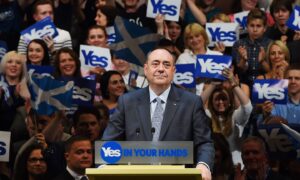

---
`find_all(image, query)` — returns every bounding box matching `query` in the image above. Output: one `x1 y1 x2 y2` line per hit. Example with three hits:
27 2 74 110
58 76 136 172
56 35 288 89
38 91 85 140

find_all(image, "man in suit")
54 136 92 180
102 48 214 180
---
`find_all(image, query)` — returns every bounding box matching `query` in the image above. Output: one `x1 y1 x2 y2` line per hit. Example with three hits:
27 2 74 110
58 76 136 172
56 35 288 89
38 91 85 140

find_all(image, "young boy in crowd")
232 8 272 87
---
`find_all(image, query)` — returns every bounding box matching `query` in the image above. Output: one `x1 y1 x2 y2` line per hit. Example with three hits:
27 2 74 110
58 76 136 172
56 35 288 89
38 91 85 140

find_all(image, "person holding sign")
261 64 300 124
17 0 72 59
200 67 253 166
177 23 222 95
102 48 214 180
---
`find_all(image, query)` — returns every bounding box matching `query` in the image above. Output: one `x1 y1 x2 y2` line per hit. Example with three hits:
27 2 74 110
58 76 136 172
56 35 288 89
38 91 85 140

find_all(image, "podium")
86 165 202 180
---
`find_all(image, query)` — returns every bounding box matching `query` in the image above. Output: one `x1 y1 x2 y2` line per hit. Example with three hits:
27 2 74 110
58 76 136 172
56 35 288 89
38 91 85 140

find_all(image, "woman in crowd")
257 40 290 80
86 25 108 48
100 70 127 115
94 5 116 27
53 47 82 79
0 51 29 131
176 22 222 95
166 18 185 53
177 23 222 64
94 4 116 44
212 133 234 180
13 144 48 180
201 68 253 165
26 39 50 66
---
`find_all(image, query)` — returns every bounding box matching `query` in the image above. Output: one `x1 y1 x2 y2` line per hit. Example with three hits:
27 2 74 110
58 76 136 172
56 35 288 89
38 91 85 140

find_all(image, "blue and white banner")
233 11 249 33
29 74 74 115
27 65 54 77
109 16 161 66
146 0 181 21
206 23 239 47
72 78 96 106
20 16 58 44
79 45 112 71
84 74 96 81
195 55 232 80
0 40 7 61
252 79 288 104
258 124 300 160
0 75 10 101
106 26 116 44
286 6 300 31
0 131 11 162
174 64 195 88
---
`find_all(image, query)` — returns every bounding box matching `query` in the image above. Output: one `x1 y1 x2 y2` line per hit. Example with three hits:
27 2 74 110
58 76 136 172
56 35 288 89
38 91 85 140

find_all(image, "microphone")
136 128 140 136
151 127 155 135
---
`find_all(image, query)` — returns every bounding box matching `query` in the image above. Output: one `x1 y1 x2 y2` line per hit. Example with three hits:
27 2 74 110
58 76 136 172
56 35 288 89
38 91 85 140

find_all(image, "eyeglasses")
28 157 46 163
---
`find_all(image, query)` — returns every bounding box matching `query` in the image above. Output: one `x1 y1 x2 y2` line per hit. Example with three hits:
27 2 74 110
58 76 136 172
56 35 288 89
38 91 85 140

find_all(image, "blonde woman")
0 51 30 130
176 23 222 95
257 40 290 80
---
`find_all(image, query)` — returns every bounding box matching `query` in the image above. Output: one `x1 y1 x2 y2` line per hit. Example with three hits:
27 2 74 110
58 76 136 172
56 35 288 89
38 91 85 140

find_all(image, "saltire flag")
27 65 54 76
29 74 74 115
286 6 300 31
0 75 11 104
281 123 300 159
109 16 161 66
0 40 7 61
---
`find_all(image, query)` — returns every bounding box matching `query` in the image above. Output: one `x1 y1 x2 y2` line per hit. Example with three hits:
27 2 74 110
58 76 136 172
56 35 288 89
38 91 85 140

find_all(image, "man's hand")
196 163 211 180
262 100 274 118
234 163 246 180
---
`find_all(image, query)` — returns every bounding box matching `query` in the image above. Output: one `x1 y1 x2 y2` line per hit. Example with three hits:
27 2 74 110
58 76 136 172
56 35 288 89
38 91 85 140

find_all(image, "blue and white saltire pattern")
281 123 300 159
29 74 74 115
0 75 10 101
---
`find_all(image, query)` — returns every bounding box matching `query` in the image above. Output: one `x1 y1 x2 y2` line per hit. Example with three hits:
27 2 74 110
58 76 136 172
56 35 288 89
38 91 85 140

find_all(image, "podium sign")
95 141 193 165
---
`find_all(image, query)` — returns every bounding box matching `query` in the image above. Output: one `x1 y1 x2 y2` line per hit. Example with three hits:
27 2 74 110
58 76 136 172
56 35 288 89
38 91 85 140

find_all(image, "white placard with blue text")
206 23 240 47
195 55 232 80
146 0 181 21
234 11 249 32
252 79 288 104
286 6 300 31
80 45 112 71
174 64 195 88
20 16 58 44
0 131 11 162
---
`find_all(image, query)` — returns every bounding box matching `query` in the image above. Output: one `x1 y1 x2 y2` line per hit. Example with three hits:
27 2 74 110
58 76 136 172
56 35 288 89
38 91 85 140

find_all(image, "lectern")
90 141 200 180
86 165 202 180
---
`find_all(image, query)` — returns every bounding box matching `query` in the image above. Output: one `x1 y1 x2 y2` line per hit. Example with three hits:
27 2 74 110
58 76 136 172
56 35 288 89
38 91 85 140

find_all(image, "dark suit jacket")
52 169 74 180
102 85 214 169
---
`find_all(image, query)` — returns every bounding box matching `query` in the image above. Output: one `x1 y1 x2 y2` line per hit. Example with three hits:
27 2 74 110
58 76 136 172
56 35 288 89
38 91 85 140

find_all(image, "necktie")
80 175 88 180
151 97 164 141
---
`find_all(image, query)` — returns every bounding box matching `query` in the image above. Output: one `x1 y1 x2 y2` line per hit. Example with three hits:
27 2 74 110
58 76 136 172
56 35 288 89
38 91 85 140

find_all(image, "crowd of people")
1 0 300 180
